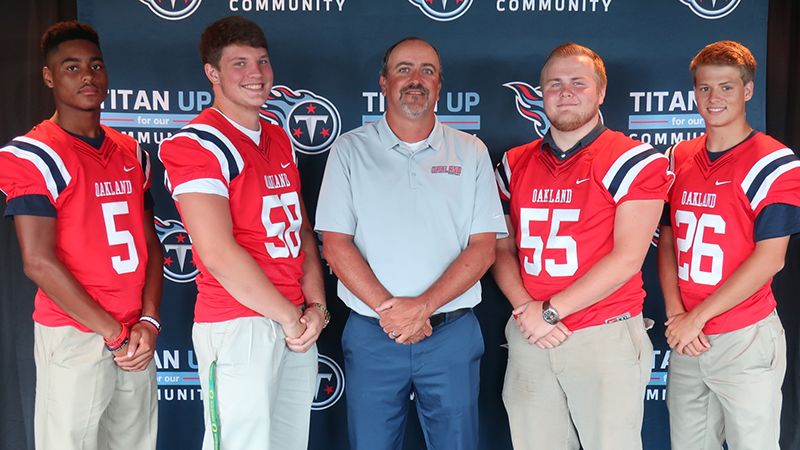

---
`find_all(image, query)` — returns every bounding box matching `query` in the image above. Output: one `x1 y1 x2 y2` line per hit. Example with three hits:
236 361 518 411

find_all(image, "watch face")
543 308 558 324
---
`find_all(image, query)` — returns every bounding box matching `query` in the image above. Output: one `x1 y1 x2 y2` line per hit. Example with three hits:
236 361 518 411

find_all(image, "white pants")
193 317 318 450
33 323 158 450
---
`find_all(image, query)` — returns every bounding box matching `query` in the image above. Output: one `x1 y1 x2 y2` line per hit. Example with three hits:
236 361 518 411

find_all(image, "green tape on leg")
209 360 220 450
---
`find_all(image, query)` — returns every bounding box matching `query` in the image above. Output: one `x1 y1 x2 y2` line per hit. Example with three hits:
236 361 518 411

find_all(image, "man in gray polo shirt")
315 37 506 450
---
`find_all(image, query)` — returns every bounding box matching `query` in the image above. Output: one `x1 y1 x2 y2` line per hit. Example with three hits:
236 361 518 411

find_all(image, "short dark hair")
690 40 756 85
380 37 443 82
540 42 607 89
40 21 100 62
199 16 268 67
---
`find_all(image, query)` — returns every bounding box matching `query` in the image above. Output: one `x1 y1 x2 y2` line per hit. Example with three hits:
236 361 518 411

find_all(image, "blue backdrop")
75 1 768 448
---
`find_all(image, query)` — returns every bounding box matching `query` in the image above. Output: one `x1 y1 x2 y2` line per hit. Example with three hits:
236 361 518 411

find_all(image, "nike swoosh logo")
715 180 732 186
123 165 136 172
281 162 291 169
576 178 590 184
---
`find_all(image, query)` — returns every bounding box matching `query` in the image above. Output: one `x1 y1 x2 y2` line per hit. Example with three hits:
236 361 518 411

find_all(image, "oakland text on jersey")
95 179 134 197
532 188 573 204
680 190 717 208
264 173 292 190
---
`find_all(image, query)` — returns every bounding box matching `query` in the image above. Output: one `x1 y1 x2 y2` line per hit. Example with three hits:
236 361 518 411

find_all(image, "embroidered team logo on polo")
138 0 202 20
408 0 474 22
679 0 740 19
155 217 199 283
431 165 462 176
504 81 551 138
312 354 345 410
260 86 341 155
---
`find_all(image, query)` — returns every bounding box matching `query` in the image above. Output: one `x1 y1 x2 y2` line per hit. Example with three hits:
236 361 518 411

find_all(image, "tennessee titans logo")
138 0 202 20
155 217 198 283
504 81 551 138
679 0 740 19
260 85 341 155
408 0 474 22
312 354 345 410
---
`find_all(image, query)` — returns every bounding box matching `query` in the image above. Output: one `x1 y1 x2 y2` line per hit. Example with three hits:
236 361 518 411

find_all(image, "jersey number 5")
675 210 725 285
262 192 302 258
519 208 580 277
101 201 140 274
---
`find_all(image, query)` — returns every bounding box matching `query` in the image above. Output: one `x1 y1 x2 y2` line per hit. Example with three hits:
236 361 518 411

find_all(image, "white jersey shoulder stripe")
1 136 72 201
161 123 245 184
750 160 800 211
601 143 654 190
741 148 794 193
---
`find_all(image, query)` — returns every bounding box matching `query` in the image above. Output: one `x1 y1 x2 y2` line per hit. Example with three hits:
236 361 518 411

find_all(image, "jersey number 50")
519 208 579 277
675 210 725 285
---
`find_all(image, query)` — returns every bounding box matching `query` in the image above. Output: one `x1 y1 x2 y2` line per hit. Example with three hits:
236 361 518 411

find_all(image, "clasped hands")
665 311 710 356
513 301 572 349
377 297 433 344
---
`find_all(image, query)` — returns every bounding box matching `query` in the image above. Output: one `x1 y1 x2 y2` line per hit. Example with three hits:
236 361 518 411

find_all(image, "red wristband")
104 322 129 350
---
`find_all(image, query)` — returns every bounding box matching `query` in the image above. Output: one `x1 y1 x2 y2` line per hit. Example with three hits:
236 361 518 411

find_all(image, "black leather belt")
429 308 471 328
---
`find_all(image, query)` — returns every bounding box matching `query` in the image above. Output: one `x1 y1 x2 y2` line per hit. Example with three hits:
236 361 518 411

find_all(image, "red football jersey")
159 108 306 323
0 120 151 331
667 133 800 334
497 129 672 331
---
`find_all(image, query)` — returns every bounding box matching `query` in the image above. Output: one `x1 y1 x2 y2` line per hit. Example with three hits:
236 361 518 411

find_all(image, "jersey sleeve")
741 148 800 217
495 152 512 214
754 203 800 241
158 124 245 200
471 139 508 237
0 137 71 217
314 137 356 235
601 143 673 204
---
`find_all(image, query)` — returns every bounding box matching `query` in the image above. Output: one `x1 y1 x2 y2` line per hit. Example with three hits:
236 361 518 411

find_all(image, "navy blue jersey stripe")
9 140 68 194
183 127 241 180
745 155 798 202
5 194 57 218
607 148 659 197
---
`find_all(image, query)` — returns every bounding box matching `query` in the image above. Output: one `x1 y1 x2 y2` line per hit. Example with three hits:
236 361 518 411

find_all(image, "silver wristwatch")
542 300 560 325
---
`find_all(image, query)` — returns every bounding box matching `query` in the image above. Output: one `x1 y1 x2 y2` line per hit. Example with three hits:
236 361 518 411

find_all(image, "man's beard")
399 83 432 118
550 108 599 132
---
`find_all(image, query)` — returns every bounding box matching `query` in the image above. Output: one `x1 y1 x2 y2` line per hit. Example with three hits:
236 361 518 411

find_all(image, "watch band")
310 302 331 328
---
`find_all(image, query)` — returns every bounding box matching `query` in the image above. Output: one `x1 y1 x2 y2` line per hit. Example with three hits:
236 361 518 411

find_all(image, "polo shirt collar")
376 115 443 152
542 121 607 160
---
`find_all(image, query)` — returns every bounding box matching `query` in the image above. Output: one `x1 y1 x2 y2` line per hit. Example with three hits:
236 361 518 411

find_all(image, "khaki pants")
503 315 652 450
667 311 786 450
33 323 158 450
193 317 318 450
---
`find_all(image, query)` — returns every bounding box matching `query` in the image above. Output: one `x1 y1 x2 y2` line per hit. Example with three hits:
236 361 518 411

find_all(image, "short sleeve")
471 140 508 237
314 138 357 235
159 124 245 200
601 144 673 204
754 203 800 241
0 137 70 216
742 149 800 217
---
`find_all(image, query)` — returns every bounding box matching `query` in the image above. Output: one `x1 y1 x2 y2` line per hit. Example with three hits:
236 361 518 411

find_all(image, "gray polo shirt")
315 116 507 318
